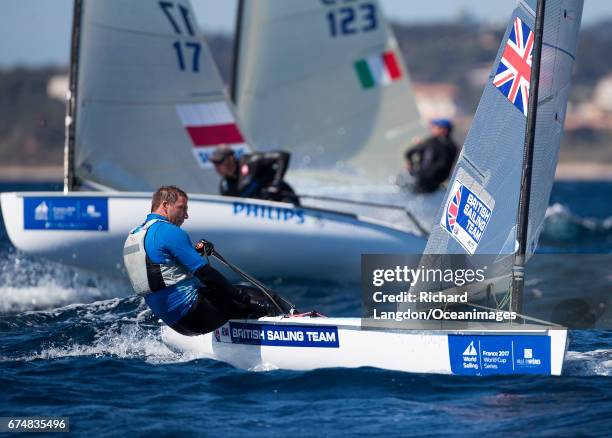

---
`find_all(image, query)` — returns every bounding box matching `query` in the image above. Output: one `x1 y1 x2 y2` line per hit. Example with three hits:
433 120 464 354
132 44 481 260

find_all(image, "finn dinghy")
0 0 425 282
162 0 583 376
231 0 444 223
232 0 427 187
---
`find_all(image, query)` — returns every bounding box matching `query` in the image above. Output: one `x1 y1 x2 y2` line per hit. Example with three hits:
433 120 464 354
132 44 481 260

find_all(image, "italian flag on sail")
354 51 403 89
176 101 249 167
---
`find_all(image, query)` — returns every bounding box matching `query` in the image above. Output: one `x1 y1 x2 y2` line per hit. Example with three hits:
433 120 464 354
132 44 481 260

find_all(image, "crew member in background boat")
399 118 459 194
123 186 268 336
210 147 300 205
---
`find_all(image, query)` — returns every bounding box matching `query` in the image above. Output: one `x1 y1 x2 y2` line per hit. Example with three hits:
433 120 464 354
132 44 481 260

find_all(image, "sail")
73 0 251 192
397 0 584 309
425 0 582 258
233 0 425 183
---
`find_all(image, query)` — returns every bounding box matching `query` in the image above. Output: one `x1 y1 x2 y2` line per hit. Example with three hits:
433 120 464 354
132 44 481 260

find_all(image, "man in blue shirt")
123 186 266 335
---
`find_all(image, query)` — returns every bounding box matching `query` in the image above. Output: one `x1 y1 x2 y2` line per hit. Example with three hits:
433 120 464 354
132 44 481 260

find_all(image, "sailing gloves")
194 239 214 256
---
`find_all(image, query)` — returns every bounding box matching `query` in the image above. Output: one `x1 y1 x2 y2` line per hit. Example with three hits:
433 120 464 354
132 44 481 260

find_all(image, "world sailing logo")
34 201 49 221
463 341 478 357
461 340 479 371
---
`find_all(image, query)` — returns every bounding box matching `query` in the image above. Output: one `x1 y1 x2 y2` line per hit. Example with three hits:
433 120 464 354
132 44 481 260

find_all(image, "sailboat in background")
232 0 427 189
66 0 248 192
163 0 584 376
0 0 425 282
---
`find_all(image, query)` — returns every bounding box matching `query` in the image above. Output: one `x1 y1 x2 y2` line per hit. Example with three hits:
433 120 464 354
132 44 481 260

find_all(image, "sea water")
0 181 610 436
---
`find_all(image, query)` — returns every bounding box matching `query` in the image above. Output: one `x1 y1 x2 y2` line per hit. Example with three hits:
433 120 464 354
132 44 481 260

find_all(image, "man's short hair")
151 186 188 212
210 147 235 164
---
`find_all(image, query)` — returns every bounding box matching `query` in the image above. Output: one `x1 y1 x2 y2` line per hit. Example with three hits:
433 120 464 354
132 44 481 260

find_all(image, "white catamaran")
0 0 426 282
162 0 584 376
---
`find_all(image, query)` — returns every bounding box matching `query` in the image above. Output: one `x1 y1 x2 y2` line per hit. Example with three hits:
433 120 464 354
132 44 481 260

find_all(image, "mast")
511 0 546 314
63 0 83 193
230 0 245 104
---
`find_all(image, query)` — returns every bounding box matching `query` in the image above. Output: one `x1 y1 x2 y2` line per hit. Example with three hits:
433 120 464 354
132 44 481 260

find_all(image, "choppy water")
1 181 610 436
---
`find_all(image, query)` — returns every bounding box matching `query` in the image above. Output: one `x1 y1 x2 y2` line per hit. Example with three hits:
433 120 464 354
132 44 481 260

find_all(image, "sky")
0 0 610 68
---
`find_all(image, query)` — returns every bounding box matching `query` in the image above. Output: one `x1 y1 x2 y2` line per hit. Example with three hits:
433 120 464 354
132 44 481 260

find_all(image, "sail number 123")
322 1 378 37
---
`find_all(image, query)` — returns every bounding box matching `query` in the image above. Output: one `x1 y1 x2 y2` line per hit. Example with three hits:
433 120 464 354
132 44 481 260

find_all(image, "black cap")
210 147 235 164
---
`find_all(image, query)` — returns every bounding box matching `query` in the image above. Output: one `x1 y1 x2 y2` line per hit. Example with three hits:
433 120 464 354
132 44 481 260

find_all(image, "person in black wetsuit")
210 147 300 205
403 118 459 194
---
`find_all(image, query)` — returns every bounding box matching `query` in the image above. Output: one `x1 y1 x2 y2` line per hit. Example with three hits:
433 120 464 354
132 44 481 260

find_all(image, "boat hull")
161 316 569 376
0 191 425 281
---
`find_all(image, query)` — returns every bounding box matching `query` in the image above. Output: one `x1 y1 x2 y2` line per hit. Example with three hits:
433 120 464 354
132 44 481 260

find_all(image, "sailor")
123 186 267 336
401 118 459 194
210 147 300 205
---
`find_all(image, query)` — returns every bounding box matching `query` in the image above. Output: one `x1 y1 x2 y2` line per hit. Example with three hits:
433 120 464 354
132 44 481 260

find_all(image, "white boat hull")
161 316 569 376
0 191 425 281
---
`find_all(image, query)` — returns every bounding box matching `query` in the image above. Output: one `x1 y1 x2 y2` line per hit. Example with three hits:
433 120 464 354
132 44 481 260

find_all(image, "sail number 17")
159 1 201 72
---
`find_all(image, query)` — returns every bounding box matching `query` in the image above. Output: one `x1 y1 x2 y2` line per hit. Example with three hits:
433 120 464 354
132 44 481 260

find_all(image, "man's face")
213 155 237 177
431 124 449 137
164 196 189 227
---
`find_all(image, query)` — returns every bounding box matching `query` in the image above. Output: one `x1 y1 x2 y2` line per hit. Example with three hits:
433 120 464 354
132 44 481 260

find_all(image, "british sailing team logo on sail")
493 16 534 116
175 101 250 168
441 179 493 254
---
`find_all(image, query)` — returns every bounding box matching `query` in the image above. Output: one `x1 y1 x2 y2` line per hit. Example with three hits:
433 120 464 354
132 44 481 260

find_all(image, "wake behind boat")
162 0 584 376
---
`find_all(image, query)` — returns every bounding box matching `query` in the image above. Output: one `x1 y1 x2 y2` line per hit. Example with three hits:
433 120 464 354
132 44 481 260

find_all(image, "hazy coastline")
1 163 611 183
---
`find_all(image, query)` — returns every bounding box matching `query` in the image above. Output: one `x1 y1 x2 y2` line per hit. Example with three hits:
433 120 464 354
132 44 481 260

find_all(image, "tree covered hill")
1 20 610 168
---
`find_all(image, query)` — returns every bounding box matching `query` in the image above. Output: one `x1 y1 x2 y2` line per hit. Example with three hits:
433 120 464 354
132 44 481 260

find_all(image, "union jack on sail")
444 184 462 233
493 16 534 116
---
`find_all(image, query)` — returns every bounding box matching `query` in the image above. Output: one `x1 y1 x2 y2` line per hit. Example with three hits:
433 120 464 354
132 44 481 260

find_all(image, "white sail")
74 0 250 192
233 0 426 184
402 0 584 311
426 0 583 258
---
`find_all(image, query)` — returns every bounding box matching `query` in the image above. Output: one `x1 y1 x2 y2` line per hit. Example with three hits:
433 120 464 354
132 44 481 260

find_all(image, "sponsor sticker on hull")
216 322 339 348
448 334 551 375
232 202 305 225
24 197 108 231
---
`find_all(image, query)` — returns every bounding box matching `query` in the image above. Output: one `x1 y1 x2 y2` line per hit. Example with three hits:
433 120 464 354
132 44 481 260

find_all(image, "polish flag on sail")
176 101 245 147
176 101 250 167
